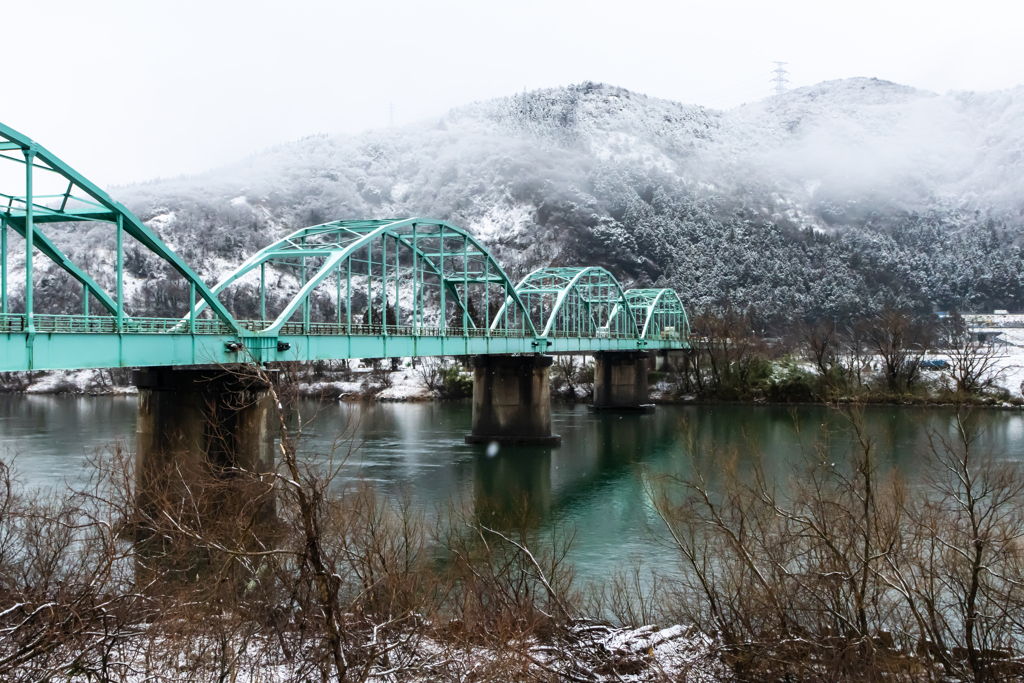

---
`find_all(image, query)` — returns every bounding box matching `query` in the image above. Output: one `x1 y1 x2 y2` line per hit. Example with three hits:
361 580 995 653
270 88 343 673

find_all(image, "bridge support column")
593 351 653 410
654 349 687 372
132 367 278 530
466 355 560 447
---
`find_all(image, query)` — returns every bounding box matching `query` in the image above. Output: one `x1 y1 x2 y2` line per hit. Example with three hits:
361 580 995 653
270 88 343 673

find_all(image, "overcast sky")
3 0 1021 187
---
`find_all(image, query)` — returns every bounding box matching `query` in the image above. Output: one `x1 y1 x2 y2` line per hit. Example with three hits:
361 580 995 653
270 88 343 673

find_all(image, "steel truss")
0 122 239 338
615 288 690 341
492 267 638 339
0 121 689 371
185 218 537 339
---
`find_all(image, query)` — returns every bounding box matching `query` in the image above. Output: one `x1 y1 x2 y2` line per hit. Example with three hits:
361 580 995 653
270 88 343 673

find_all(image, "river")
4 395 1024 584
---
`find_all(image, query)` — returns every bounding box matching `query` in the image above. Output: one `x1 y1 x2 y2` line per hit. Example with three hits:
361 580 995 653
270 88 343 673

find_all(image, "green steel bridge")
0 122 689 373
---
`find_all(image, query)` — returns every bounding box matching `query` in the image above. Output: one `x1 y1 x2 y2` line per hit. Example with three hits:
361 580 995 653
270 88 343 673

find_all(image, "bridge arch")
0 122 239 332
187 218 538 337
491 266 639 339
620 288 690 340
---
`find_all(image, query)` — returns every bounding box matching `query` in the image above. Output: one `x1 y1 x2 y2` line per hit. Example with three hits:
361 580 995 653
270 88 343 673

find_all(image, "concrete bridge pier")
593 351 653 410
132 366 278 530
653 349 687 372
465 354 560 447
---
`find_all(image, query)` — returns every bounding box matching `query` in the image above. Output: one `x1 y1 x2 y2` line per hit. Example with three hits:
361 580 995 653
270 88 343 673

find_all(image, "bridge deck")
0 316 687 372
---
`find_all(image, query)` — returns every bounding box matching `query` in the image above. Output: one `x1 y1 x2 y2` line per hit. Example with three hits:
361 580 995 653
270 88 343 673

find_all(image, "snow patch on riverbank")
378 367 434 400
989 328 1024 397
299 366 436 403
297 362 434 401
58 620 727 682
2 360 436 400
12 369 137 395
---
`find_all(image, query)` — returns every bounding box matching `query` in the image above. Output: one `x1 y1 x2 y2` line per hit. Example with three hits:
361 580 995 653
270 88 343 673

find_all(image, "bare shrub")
417 355 444 394
901 410 1024 681
416 356 471 399
0 372 30 392
941 309 1009 397
866 308 934 393
804 318 841 378
552 354 592 400
586 557 665 629
361 362 394 396
0 452 142 682
644 406 1024 682
837 318 872 392
685 308 771 399
803 318 853 396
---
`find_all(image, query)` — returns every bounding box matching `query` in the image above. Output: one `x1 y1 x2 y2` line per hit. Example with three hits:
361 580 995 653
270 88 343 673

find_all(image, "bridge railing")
273 323 543 338
261 323 641 339
0 314 644 340
545 328 636 339
0 314 233 334
0 313 677 344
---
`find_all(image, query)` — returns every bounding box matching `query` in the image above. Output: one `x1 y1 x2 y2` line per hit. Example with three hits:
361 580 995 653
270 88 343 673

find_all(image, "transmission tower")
772 61 789 99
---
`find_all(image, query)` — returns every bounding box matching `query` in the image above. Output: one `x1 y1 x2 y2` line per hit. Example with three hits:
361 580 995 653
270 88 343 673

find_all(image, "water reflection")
0 395 138 485
474 446 552 521
6 395 1024 582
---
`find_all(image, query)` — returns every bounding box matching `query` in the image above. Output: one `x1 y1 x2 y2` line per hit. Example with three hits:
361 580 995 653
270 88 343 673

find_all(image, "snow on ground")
5 359 438 399
987 328 1024 398
376 365 433 400
66 621 728 682
20 369 137 395
963 313 1024 328
590 623 727 682
297 378 368 400
297 360 434 401
917 326 1024 401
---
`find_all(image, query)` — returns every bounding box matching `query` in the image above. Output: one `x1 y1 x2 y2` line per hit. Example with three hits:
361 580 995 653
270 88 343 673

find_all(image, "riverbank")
0 363 437 401
6 398 1024 682
0 617 725 682
4 343 1022 409
9 395 1024 679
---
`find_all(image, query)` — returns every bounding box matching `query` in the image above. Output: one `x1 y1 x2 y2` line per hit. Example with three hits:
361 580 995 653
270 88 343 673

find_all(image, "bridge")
0 121 689 448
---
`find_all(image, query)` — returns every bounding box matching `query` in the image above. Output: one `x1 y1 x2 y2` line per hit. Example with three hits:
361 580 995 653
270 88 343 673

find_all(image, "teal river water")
4 395 1024 584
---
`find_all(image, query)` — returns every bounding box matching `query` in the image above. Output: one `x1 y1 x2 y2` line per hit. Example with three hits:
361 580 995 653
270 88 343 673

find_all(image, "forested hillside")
24 78 1024 327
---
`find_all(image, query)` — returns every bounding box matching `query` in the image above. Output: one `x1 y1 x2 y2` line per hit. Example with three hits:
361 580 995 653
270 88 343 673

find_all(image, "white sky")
2 0 1021 187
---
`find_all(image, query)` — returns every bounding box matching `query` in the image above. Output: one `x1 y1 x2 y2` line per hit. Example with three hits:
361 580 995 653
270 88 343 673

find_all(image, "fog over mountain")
31 78 1024 326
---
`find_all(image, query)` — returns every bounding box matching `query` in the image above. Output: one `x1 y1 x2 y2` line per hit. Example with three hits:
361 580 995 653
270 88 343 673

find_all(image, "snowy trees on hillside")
14 81 1021 325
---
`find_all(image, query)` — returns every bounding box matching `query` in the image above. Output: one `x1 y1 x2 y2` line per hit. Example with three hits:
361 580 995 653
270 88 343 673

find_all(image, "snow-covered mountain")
27 79 1024 325
708 79 1024 221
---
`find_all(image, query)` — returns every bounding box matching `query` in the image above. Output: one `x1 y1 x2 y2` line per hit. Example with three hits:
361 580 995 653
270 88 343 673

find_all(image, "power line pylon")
772 61 789 100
